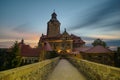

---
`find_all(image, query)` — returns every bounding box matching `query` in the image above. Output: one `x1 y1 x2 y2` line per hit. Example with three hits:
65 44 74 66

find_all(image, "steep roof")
20 44 41 57
84 45 113 53
43 41 53 51
73 46 91 52
40 34 61 41
40 33 85 45
19 41 53 57
71 34 80 39
71 34 85 44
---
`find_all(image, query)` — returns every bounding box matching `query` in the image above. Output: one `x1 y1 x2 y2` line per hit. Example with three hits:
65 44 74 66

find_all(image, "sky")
0 0 120 50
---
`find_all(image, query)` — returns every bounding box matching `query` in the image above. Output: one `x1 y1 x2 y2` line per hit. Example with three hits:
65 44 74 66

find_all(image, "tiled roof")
40 34 85 44
19 41 52 57
84 45 113 53
40 34 61 41
20 44 41 57
43 41 53 51
71 34 85 44
73 46 91 52
71 34 80 39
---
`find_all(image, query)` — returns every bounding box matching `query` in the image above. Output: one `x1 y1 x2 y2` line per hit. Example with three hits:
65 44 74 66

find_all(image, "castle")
17 12 85 64
17 12 114 65
38 12 85 53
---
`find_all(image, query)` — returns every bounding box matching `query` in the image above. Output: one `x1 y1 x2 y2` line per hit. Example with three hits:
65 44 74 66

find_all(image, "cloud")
0 22 41 48
106 40 120 46
102 20 120 31
0 23 40 39
0 41 14 48
82 36 120 50
13 23 33 33
68 0 120 31
0 38 39 48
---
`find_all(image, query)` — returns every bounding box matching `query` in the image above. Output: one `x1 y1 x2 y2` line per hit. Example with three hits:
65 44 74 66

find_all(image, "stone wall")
0 57 60 80
68 57 120 80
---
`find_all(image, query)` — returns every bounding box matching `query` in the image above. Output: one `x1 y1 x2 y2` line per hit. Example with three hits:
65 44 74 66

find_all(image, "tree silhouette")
92 39 106 47
11 41 22 67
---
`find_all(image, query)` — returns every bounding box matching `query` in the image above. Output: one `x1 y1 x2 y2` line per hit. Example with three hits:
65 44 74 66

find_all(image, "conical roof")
43 41 52 51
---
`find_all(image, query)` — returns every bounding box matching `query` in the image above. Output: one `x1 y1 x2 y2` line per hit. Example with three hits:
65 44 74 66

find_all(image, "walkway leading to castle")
47 59 86 80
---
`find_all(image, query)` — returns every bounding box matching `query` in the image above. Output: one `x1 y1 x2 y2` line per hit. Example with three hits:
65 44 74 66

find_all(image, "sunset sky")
0 0 120 50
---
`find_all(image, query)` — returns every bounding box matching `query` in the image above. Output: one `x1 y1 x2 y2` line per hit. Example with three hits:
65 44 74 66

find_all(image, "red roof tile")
43 42 52 51
73 46 91 52
84 45 113 53
20 44 41 57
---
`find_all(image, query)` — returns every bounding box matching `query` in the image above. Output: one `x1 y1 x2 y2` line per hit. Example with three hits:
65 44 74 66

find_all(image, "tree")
0 41 22 71
0 49 8 71
11 41 22 67
114 47 120 67
92 39 106 47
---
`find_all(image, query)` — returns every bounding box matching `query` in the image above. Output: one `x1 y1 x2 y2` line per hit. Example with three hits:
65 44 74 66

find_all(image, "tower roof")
52 12 57 17
48 11 60 24
51 12 57 20
63 28 69 35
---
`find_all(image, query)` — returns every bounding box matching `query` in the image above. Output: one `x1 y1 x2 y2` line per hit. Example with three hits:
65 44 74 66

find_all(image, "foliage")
45 51 59 59
117 47 120 53
92 39 106 47
0 49 8 71
11 41 22 67
114 47 120 67
0 41 22 71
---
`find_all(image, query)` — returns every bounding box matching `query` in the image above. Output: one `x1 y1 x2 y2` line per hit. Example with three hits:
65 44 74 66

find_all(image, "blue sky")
0 0 120 50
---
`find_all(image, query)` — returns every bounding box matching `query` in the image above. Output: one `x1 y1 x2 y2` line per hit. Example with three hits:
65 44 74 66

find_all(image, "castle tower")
47 12 61 37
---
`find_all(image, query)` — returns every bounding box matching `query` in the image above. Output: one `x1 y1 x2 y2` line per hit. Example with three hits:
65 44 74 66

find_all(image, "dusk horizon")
0 0 120 50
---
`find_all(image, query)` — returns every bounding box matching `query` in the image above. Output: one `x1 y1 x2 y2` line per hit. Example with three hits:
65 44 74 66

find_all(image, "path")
47 59 86 80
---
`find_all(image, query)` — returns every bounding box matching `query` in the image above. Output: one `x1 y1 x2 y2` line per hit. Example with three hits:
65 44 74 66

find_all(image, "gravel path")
47 59 86 80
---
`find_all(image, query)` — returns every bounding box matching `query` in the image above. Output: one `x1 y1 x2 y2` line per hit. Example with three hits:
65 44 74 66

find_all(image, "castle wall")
68 57 120 80
0 57 60 80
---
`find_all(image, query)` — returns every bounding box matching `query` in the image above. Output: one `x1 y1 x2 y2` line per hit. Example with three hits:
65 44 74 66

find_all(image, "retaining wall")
68 57 120 80
0 57 60 80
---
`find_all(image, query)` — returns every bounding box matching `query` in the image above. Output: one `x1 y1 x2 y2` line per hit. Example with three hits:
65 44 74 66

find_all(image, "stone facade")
47 12 60 37
18 39 40 64
18 39 53 64
68 57 120 80
0 57 60 80
81 45 114 66
81 53 114 66
38 12 85 53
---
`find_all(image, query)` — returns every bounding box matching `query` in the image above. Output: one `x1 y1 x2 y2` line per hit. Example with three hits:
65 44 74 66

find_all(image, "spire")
64 28 66 32
21 38 24 44
63 28 69 35
42 33 44 36
51 10 57 20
